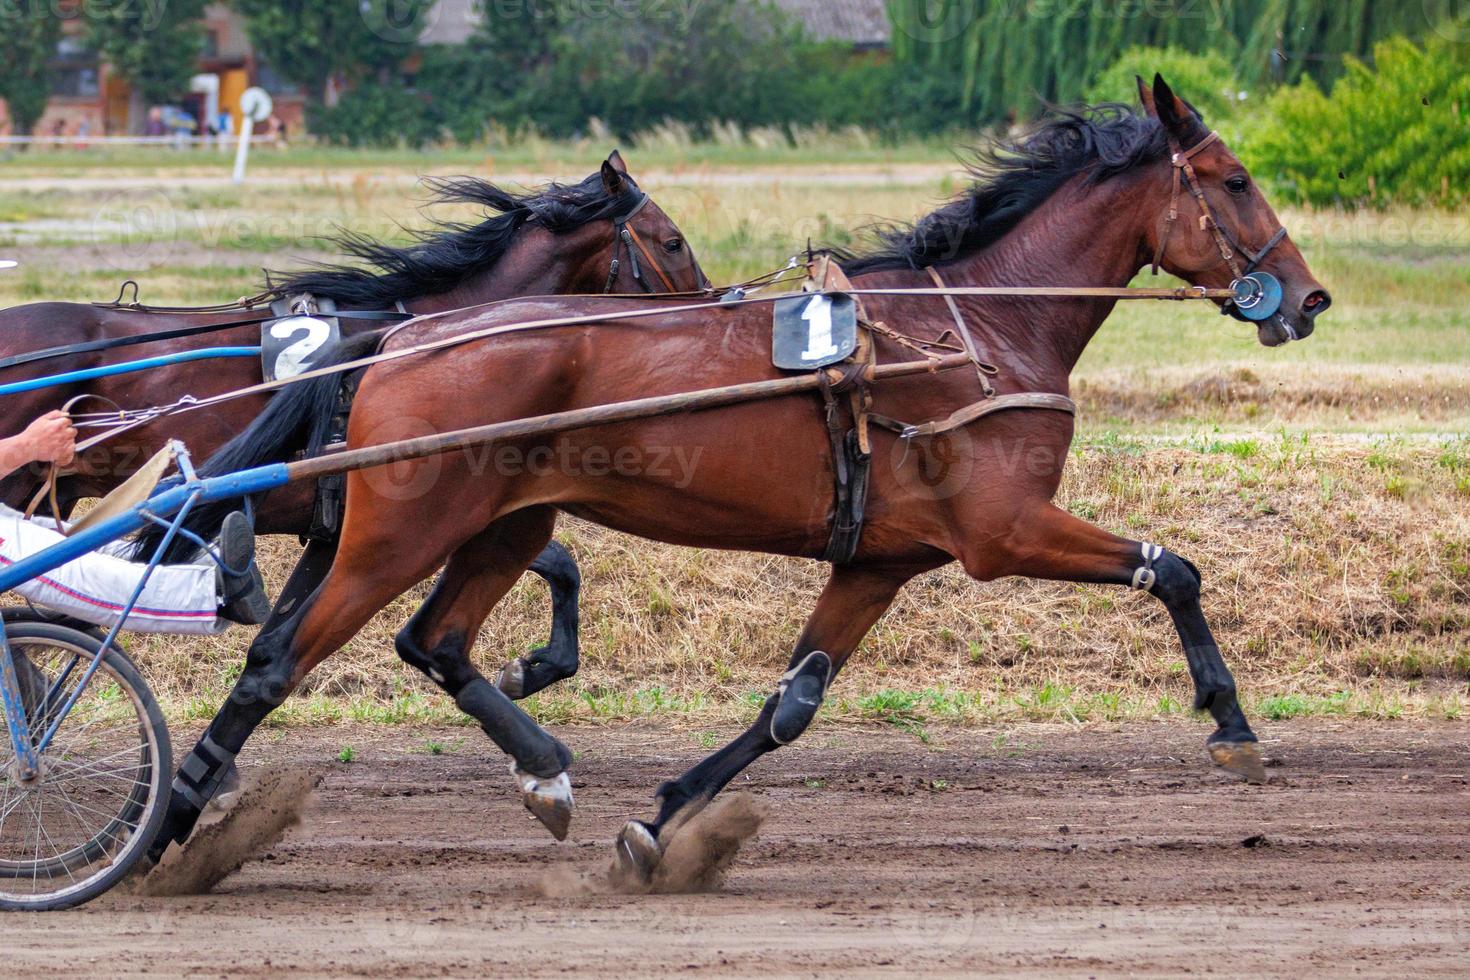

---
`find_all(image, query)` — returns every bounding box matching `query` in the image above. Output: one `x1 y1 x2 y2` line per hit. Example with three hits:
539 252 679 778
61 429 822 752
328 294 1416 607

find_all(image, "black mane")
268 171 645 308
837 104 1185 275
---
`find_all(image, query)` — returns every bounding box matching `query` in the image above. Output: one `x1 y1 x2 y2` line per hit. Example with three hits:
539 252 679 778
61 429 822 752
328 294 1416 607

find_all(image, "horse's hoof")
515 767 573 840
615 820 660 885
496 658 527 700
206 761 242 815
1208 740 1267 784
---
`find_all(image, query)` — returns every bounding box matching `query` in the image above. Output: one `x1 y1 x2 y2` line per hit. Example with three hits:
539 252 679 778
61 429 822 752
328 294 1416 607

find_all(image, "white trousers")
0 504 224 635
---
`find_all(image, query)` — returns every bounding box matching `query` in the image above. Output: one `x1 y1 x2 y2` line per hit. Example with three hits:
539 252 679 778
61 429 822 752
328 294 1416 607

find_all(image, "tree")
464 0 815 137
0 1 62 139
232 0 435 107
886 0 1468 127
1245 33 1470 207
86 0 208 131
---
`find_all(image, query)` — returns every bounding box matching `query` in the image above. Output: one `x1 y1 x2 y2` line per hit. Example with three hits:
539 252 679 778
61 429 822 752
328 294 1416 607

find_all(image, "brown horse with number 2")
149 77 1332 881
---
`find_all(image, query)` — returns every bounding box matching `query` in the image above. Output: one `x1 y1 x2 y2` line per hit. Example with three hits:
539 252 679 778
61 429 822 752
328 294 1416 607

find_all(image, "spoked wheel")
0 624 171 911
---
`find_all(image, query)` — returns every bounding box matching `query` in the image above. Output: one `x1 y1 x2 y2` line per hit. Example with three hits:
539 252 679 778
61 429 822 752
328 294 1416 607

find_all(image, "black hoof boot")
770 651 831 745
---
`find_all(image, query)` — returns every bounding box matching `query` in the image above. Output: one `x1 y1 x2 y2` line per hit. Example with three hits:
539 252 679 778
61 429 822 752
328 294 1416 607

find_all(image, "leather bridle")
604 192 678 294
1151 130 1290 322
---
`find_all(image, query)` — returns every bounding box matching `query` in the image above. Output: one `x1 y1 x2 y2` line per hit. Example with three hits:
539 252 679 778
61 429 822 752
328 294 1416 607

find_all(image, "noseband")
605 193 678 294
1151 130 1289 323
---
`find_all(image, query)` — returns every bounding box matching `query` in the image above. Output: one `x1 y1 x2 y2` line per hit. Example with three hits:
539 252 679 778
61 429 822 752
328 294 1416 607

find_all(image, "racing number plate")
261 314 341 381
772 292 858 370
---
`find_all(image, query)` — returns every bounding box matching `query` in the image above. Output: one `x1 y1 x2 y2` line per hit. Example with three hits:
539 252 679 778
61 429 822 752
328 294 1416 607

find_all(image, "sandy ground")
5 719 1468 977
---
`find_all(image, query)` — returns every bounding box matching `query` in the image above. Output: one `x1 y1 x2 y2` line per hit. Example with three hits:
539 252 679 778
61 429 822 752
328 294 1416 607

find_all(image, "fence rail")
0 136 280 148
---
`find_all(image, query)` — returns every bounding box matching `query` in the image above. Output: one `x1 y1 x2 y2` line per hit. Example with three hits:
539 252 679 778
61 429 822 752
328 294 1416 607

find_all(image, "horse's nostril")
1303 289 1331 315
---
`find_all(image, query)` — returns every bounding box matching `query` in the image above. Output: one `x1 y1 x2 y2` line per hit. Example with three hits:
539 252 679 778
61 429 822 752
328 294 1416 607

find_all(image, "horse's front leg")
617 563 919 881
973 501 1262 781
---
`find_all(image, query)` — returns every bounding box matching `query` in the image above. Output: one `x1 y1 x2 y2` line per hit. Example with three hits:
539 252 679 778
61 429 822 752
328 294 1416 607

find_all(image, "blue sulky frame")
0 446 288 780
0 347 261 398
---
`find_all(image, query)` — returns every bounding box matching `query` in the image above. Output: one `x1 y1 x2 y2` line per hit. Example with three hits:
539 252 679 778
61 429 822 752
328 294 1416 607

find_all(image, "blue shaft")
0 463 290 595
0 346 261 397
36 490 203 754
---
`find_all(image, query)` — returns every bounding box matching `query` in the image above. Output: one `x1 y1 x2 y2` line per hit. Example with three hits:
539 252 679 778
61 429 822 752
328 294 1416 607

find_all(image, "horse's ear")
1151 73 1195 139
1137 75 1157 118
607 149 629 174
601 159 626 196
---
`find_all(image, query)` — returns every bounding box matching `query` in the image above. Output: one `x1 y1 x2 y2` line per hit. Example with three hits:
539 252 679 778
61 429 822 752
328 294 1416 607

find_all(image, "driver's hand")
22 410 77 467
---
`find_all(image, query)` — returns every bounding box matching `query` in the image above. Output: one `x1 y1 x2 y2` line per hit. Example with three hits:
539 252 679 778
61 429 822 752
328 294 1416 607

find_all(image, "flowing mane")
268 171 646 307
837 104 1192 275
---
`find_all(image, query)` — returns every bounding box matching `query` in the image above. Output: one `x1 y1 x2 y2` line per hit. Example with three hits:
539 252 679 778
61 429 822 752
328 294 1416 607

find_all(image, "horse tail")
135 330 384 561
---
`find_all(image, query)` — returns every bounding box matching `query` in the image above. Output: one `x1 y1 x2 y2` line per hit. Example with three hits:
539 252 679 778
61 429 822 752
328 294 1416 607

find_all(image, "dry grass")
121 438 1470 728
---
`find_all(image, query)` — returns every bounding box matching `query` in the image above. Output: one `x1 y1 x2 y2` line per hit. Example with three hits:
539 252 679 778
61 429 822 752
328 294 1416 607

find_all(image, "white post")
231 115 254 184
231 87 272 186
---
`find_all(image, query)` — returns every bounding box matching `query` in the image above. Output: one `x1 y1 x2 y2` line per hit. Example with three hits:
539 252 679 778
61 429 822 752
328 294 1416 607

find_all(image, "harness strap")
926 267 997 397
1243 226 1288 275
869 391 1077 441
624 225 677 293
1152 131 1224 276
0 315 272 373
0 306 408 375
1150 130 1290 289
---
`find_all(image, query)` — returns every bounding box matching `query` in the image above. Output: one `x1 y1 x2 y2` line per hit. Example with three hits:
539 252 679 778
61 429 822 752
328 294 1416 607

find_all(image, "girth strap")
870 391 1077 441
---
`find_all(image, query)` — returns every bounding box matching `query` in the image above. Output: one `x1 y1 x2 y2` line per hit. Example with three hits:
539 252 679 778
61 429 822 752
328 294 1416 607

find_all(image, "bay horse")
148 77 1330 874
2 153 710 694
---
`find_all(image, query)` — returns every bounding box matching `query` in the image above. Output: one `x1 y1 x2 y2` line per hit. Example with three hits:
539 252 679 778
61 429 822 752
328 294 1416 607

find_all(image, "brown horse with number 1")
149 77 1331 878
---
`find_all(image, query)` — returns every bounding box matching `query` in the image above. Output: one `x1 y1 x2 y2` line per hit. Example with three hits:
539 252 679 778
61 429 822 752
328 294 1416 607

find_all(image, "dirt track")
7 720 1468 977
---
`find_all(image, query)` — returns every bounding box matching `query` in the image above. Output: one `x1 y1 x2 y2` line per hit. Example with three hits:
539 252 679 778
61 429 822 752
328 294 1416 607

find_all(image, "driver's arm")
0 411 77 483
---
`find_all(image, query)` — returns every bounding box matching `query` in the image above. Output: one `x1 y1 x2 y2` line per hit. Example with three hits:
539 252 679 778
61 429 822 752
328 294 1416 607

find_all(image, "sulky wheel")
0 623 172 911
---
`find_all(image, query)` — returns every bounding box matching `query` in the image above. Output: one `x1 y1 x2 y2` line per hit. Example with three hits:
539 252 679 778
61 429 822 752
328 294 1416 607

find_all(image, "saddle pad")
772 292 858 370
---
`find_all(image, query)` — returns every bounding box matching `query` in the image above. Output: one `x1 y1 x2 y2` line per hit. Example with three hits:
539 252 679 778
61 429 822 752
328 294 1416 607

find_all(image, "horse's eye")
1225 175 1250 194
664 238 684 253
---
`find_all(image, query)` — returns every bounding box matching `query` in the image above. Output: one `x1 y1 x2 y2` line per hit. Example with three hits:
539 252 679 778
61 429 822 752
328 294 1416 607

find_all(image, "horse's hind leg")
395 506 576 837
976 501 1263 782
496 538 581 700
616 563 919 880
148 516 485 863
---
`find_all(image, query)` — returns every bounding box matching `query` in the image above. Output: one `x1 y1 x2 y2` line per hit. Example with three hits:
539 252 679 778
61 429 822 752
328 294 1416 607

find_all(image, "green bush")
1085 46 1245 124
309 84 442 149
1243 33 1470 207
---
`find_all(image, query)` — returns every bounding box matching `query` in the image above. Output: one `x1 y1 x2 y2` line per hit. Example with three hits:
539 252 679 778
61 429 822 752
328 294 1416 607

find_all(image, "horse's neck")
399 226 588 317
862 172 1153 389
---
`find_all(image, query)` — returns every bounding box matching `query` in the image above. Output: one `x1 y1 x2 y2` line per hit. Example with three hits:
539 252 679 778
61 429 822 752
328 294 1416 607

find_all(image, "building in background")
769 0 891 52
0 4 303 138
418 0 891 50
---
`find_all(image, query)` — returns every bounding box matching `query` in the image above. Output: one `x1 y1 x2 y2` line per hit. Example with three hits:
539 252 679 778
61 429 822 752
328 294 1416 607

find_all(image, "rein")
0 303 409 375
65 278 1242 453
